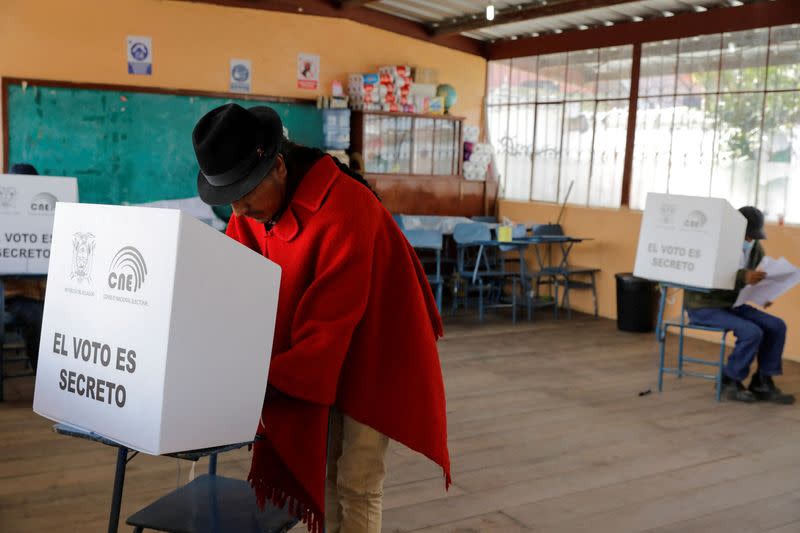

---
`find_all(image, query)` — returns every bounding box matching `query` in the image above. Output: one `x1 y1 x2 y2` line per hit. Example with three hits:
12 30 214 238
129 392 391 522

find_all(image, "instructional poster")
297 53 320 90
230 58 252 93
127 35 153 75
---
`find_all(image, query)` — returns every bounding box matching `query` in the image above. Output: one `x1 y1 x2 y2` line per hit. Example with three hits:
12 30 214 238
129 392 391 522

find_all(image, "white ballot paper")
734 256 800 308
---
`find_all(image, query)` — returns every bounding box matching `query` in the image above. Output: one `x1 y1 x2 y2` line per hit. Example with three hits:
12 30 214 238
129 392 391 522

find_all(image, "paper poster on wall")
230 59 252 93
297 53 320 90
127 36 153 75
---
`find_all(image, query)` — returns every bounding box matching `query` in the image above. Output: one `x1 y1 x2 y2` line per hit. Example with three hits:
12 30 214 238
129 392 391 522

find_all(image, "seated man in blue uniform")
685 206 794 404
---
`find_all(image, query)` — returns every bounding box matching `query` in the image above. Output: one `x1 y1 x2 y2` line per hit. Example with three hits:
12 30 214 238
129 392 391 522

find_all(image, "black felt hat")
739 206 766 240
194 103 283 206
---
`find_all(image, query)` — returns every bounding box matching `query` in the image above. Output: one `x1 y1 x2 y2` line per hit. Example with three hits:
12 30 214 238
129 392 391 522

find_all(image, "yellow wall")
500 200 800 361
0 0 487 165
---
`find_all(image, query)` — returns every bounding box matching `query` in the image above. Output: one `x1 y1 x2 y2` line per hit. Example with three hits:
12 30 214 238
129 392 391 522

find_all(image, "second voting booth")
634 193 746 290
0 173 78 275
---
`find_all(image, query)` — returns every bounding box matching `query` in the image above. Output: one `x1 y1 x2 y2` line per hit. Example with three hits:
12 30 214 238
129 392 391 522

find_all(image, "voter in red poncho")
192 103 450 533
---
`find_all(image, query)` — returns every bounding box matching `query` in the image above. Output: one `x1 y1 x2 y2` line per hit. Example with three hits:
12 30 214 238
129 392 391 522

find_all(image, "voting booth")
634 193 747 290
33 203 281 455
0 174 79 274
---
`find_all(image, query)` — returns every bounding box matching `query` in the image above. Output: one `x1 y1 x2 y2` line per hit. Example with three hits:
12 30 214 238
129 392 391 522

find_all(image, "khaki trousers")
325 409 390 533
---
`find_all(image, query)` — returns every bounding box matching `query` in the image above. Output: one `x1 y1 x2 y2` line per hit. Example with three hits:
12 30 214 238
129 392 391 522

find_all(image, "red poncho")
225 156 450 531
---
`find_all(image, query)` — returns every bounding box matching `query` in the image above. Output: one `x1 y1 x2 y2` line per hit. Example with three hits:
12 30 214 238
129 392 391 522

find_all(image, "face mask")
743 240 754 256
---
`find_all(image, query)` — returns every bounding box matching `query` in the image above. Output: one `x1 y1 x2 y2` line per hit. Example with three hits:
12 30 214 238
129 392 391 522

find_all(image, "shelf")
352 110 465 121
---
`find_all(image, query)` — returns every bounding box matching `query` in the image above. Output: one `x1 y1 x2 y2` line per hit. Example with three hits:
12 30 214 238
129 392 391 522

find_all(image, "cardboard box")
428 97 445 115
633 193 747 289
33 203 281 454
413 67 439 85
0 174 79 274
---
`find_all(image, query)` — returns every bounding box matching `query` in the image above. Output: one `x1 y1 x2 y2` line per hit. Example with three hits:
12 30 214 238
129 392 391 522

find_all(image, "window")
488 23 800 224
630 24 800 224
487 46 633 207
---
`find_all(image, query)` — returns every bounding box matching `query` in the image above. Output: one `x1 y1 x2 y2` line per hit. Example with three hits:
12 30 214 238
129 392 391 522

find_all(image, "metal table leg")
108 446 128 533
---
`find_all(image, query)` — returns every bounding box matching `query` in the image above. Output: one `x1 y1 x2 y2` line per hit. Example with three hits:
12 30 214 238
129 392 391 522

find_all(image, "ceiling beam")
486 0 800 60
429 0 639 37
178 0 486 56
332 0 376 7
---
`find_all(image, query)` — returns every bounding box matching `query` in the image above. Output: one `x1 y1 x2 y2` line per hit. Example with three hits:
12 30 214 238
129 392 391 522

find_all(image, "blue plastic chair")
403 229 444 312
656 284 730 402
392 214 405 230
531 224 599 318
452 223 525 322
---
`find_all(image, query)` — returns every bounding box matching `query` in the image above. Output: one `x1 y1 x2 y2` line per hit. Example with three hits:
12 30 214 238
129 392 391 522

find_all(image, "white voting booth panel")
0 174 79 274
634 193 746 289
33 203 281 455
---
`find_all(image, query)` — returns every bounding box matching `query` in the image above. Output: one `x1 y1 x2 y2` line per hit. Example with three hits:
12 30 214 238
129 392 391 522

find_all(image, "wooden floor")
3 312 800 532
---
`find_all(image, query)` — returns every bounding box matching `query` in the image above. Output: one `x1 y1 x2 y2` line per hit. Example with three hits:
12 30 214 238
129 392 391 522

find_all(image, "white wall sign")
0 174 78 275
297 53 320 90
230 58 252 93
34 203 281 455
127 35 152 75
634 193 747 289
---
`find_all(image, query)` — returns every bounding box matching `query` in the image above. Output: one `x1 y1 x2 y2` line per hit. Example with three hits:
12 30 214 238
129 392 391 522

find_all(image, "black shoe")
748 373 796 405
718 375 757 403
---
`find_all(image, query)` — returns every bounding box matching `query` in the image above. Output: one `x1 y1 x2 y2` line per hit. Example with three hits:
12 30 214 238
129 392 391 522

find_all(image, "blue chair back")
392 214 405 230
453 222 491 244
403 229 443 251
533 223 564 236
470 216 496 223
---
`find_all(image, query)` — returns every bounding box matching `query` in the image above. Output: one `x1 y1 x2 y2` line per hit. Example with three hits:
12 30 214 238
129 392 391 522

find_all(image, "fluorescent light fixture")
486 4 495 21
694 5 708 11
663 11 674 17
553 28 563 34
729 0 743 5
578 24 589 30
510 35 518 40
604 20 614 26
632 15 644 22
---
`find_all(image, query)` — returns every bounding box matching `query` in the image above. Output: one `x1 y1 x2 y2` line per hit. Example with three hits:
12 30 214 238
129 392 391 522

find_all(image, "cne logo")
30 192 57 214
108 246 148 293
684 210 708 229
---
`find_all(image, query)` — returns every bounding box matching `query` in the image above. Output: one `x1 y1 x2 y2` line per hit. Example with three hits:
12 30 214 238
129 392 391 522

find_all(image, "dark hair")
278 140 380 202
9 163 39 175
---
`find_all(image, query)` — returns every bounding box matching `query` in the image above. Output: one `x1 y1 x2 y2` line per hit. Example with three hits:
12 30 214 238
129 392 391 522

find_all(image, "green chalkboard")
6 83 323 205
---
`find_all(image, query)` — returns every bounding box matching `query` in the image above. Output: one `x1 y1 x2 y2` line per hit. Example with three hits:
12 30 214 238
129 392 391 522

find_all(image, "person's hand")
745 270 766 285
764 301 773 309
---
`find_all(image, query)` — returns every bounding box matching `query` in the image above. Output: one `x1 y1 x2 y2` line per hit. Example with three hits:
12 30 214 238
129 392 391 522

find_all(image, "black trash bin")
615 273 659 332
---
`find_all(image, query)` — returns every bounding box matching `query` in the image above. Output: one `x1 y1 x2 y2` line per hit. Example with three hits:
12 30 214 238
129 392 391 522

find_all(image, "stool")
127 475 296 533
52 423 297 533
